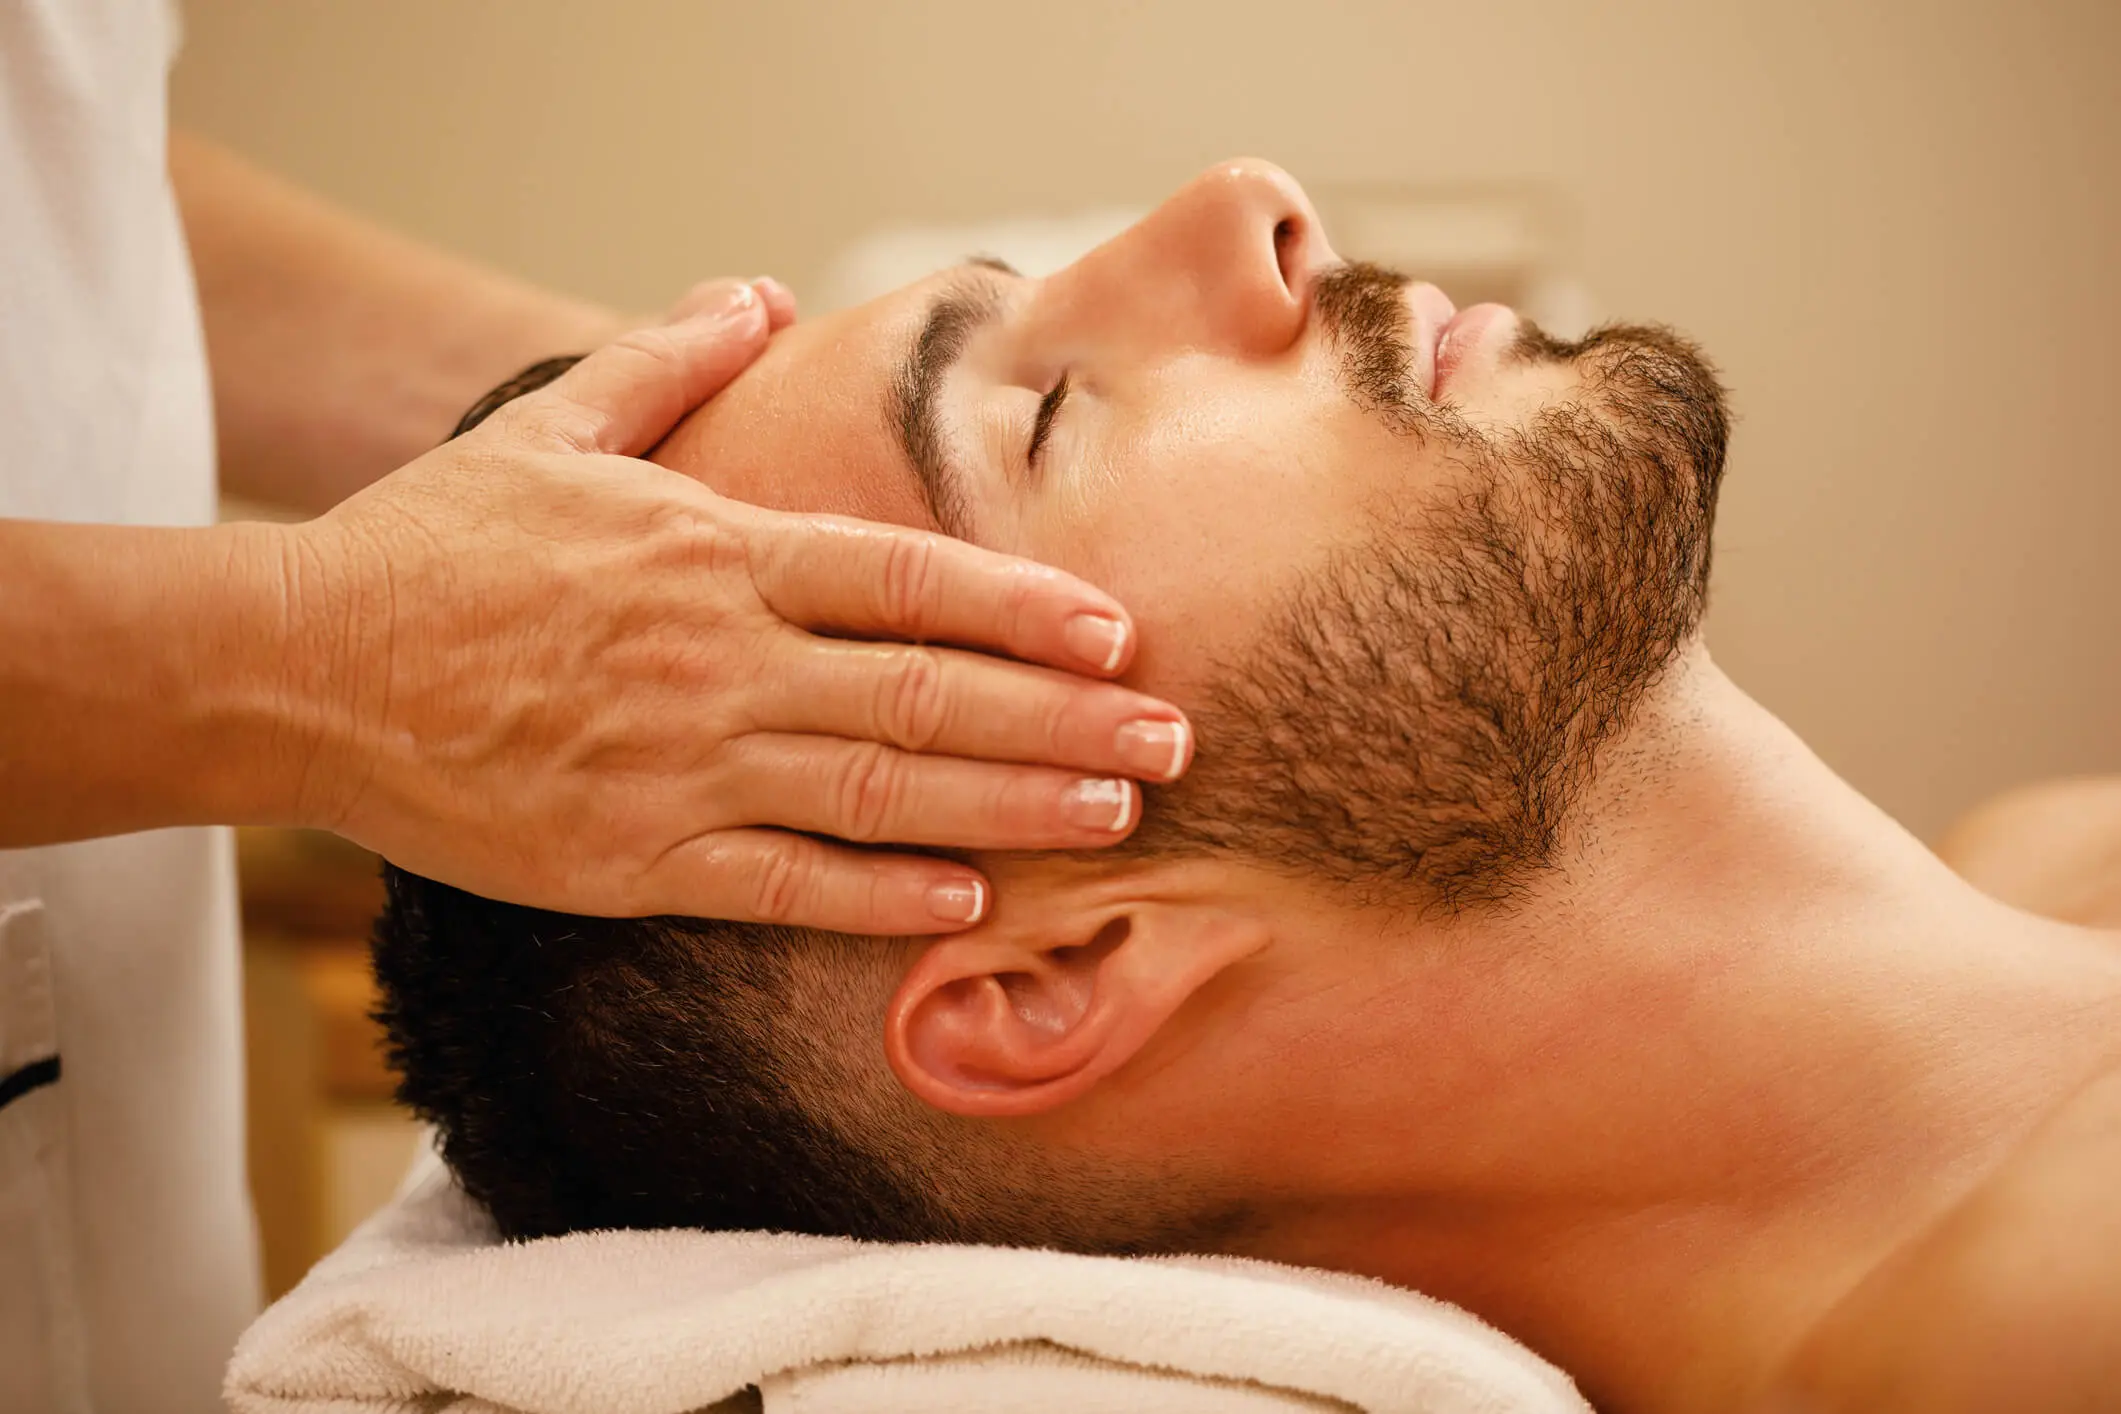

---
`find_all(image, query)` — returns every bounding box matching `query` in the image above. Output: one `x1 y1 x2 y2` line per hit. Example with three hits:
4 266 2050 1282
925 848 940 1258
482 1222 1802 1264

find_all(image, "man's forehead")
647 282 944 529
694 261 1028 532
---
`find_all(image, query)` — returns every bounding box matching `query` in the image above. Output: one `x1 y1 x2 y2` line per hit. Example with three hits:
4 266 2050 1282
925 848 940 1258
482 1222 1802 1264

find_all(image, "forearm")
172 132 624 512
0 518 337 843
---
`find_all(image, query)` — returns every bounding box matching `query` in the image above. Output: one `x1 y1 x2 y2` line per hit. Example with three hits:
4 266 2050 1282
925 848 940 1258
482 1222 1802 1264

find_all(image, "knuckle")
637 492 713 551
999 564 1044 644
747 842 812 924
879 647 950 751
1026 674 1094 763
854 869 890 934
988 772 1038 836
1035 683 1079 761
608 322 687 369
643 498 754 584
880 532 943 631
834 742 905 843
502 398 601 454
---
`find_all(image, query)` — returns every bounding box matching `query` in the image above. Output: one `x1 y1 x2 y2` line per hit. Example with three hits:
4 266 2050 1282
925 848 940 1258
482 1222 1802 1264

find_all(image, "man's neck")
1232 653 2121 1413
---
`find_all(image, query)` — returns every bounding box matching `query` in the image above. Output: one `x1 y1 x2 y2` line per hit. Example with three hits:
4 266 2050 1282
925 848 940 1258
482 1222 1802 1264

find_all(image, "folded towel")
226 1144 1589 1414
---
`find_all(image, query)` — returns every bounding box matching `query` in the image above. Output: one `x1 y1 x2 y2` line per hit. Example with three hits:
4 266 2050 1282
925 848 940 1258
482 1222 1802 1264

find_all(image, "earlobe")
884 905 1269 1119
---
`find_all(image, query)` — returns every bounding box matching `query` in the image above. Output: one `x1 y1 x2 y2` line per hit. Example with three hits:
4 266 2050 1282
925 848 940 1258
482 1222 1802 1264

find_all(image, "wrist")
0 518 362 842
155 520 327 828
219 515 389 833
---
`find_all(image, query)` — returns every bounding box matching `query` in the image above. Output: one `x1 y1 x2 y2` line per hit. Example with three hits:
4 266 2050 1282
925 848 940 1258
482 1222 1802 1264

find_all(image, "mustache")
1313 261 1728 458
1312 261 1435 438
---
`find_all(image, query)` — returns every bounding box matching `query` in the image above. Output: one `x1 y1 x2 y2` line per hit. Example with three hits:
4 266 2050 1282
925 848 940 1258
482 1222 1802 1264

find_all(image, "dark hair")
1122 289 1732 910
379 356 950 1240
372 873 945 1239
374 315 1729 1241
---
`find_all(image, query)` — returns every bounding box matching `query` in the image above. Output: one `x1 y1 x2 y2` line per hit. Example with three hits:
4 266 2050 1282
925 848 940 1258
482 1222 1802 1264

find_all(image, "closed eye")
1027 374 1071 469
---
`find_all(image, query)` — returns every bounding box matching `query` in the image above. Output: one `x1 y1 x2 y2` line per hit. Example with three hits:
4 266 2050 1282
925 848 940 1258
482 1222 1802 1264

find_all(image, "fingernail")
1062 778 1137 833
1063 613 1129 673
927 877 987 925
1115 718 1191 782
686 281 758 327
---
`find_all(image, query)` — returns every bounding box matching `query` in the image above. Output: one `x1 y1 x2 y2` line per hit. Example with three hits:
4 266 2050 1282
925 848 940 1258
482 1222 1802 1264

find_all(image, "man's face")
662 157 1725 921
375 159 1732 1260
654 159 1597 701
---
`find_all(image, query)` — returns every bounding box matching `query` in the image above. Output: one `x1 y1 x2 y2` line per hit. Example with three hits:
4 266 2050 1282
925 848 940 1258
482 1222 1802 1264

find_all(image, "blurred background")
168 0 2120 1291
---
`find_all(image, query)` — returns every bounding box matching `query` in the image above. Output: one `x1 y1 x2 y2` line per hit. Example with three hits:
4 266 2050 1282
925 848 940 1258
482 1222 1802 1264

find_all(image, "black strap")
0 1055 60 1114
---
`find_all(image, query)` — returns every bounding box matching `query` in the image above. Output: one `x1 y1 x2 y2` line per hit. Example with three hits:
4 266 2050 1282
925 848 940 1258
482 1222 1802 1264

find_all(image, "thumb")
491 280 771 457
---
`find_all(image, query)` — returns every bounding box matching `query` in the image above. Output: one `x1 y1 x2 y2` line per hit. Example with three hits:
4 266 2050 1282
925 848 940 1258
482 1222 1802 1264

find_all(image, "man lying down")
371 161 2121 1414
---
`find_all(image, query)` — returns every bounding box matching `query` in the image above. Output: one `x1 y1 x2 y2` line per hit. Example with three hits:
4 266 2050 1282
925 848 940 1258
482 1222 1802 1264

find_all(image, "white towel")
225 1146 1589 1414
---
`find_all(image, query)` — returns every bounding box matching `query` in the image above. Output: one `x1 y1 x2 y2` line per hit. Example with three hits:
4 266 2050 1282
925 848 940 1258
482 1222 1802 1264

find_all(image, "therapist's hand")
279 280 1193 932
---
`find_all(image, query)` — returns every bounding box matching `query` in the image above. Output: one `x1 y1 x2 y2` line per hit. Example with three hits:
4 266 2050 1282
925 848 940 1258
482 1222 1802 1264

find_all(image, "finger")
494 280 769 456
645 827 992 935
768 636 1193 782
751 276 799 329
724 734 1142 851
748 514 1143 678
663 276 794 331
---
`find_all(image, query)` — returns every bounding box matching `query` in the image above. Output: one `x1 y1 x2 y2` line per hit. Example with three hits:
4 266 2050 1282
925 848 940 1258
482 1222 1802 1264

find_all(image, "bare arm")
172 131 624 512
0 518 312 841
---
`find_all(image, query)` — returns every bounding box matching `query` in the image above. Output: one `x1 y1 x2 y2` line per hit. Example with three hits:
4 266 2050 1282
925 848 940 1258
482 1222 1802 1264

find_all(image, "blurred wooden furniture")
1937 776 2121 930
238 827 421 1299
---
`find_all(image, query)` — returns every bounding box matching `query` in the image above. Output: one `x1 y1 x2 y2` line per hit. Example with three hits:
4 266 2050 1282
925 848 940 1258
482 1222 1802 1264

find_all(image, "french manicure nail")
1063 613 1129 673
1115 718 1192 781
689 280 758 326
1062 778 1137 833
927 877 987 925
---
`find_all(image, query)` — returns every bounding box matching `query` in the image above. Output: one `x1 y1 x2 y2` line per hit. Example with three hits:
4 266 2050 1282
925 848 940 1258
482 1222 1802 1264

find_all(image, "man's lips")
1302 268 1515 403
1434 302 1512 399
1405 282 1517 401
1405 282 1458 400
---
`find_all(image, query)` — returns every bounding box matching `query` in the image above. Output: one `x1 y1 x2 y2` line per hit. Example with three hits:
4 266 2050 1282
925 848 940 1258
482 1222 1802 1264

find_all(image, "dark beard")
1126 285 1732 911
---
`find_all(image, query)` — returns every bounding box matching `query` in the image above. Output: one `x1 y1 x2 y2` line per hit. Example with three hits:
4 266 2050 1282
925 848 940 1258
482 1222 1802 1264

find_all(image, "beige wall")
172 0 2121 840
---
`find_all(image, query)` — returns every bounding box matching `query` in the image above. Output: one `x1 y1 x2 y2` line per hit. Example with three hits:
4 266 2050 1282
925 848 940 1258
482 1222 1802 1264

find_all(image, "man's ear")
883 900 1270 1118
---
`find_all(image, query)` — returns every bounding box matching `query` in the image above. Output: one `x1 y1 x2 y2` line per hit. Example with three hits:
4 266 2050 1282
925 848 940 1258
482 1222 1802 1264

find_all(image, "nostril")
1272 217 1302 293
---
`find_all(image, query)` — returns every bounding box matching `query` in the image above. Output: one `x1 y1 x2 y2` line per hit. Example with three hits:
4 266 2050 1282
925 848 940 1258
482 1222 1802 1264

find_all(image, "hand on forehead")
649 285 945 531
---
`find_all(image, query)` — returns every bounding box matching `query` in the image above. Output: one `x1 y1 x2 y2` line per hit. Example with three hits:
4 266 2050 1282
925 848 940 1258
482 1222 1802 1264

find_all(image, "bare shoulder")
1938 775 2121 930
1759 1066 2121 1413
1761 777 2121 1409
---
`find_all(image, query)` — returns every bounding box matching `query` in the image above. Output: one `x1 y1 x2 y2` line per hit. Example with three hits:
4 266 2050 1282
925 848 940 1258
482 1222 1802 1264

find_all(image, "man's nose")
1078 158 1334 358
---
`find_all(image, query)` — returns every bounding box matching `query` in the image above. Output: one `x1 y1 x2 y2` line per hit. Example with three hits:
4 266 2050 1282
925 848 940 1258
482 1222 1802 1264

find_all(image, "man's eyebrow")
889 266 1009 541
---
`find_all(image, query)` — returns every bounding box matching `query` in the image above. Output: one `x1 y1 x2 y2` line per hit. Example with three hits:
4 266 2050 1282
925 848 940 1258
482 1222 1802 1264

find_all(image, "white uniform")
0 2 261 1411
